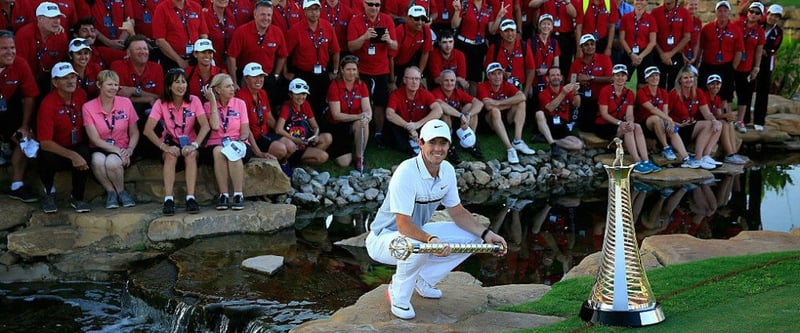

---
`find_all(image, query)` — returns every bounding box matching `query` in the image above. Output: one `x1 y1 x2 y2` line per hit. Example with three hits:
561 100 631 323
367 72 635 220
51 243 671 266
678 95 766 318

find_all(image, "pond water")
1 160 798 332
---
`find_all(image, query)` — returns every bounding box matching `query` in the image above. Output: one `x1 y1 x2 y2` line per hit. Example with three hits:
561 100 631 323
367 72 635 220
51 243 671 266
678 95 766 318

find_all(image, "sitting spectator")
204 73 253 210
275 78 333 166
82 70 140 209
432 69 484 162
477 62 535 164
427 30 469 92
669 66 723 170
326 56 373 170
385 66 443 156
68 38 102 98
705 74 748 165
37 62 92 213
635 66 692 165
535 67 583 157
143 69 211 215
185 39 226 103
596 64 661 174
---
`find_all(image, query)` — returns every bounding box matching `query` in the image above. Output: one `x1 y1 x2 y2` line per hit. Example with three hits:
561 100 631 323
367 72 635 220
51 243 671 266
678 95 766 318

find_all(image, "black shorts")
361 74 390 108
594 124 619 141
255 133 282 153
327 121 358 159
678 122 697 145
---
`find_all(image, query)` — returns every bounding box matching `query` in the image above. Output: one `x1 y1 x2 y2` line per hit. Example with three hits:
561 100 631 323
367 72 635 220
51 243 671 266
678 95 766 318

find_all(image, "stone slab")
241 255 284 275
147 202 296 241
641 231 800 266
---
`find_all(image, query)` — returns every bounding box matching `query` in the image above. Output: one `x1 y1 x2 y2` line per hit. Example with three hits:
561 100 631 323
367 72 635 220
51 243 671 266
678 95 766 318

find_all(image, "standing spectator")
276 78 333 166
697 1 743 114
224 0 255 27
27 0 80 31
322 0 353 51
477 62 535 164
683 0 702 66
392 5 434 82
669 66 723 170
575 0 618 57
732 2 765 133
0 0 30 31
272 0 303 34
153 0 210 70
651 0 692 90
131 0 160 39
347 0 398 146
203 73 252 210
752 4 783 132
70 17 127 69
536 0 577 79
143 69 211 215
185 38 226 103
451 0 490 93
0 30 40 203
430 0 457 34
37 62 92 213
568 34 613 132
286 0 340 118
68 38 102 98
432 69 484 162
206 0 239 67
536 66 583 156
237 62 294 164
706 74 747 165
596 64 661 174
385 67 443 156
83 70 140 209
529 14 561 94
326 56 372 169
15 2 68 91
428 30 468 91
84 0 133 49
635 66 690 164
618 0 656 87
484 19 535 97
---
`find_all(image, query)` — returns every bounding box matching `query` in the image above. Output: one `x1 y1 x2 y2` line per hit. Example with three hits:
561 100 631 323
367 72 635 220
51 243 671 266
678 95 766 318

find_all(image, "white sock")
186 195 195 201
164 196 174 202
233 192 243 197
10 181 23 191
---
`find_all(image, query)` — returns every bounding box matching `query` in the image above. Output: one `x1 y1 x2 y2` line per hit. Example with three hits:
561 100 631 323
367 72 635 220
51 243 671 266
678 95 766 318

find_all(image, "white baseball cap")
644 66 660 78
456 127 476 148
749 2 765 15
51 62 77 79
36 2 64 18
407 5 428 21
485 62 503 74
420 119 451 143
768 4 783 16
303 0 321 9
193 38 215 53
612 64 628 75
221 141 247 161
707 74 722 84
289 78 310 94
538 14 554 25
500 19 517 31
715 1 731 11
579 34 596 45
243 62 267 77
69 38 91 53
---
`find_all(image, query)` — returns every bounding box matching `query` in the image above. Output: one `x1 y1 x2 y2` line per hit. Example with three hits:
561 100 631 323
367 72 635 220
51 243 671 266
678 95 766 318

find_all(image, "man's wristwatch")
134 86 142 97
616 120 622 126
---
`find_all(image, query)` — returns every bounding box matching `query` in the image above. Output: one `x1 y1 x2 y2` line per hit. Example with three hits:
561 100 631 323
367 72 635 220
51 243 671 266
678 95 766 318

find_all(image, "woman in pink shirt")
83 70 141 209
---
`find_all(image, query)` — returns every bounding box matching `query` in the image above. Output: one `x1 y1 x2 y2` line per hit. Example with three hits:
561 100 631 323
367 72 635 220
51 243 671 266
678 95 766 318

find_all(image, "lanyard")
63 103 78 129
307 27 324 64
469 2 487 38
103 110 116 132
591 3 601 34
665 5 678 25
502 44 519 71
323 2 340 25
169 105 188 133
136 0 149 14
715 23 727 57
648 89 662 107
339 81 356 112
216 10 231 46
633 14 641 47
610 87 629 118
1 4 12 30
35 39 49 71
174 6 192 39
405 96 418 120
254 95 268 127
582 55 596 75
130 73 143 89
219 103 231 134
682 93 697 119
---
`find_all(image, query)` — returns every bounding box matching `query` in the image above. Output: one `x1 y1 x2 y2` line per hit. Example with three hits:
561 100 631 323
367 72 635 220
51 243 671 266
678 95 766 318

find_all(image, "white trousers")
366 222 482 304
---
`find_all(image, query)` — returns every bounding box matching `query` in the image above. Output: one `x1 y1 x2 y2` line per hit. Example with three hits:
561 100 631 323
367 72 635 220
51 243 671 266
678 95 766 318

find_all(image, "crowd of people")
0 0 786 214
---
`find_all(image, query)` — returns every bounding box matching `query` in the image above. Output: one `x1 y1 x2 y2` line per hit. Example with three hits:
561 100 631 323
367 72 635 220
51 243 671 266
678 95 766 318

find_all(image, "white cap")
303 0 321 9
707 74 722 84
768 4 783 16
612 64 628 75
749 2 765 15
193 38 215 53
456 127 476 148
20 137 39 158
485 62 503 74
69 38 91 53
51 62 77 79
221 141 247 161
500 19 517 31
579 34 596 45
644 66 660 78
538 14 554 25
407 5 428 21
243 62 267 77
289 78 310 94
420 119 451 143
715 1 730 11
36 2 64 18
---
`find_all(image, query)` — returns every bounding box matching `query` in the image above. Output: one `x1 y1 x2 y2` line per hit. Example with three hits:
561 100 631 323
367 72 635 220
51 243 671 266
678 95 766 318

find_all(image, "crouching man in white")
366 119 508 320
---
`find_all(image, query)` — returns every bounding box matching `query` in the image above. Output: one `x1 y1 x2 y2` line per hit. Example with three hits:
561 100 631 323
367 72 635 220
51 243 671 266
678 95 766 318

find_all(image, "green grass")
502 250 800 332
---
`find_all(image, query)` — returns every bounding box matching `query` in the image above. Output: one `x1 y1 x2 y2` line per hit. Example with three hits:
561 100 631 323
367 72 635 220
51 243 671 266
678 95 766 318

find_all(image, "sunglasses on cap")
292 82 310 90
167 68 185 74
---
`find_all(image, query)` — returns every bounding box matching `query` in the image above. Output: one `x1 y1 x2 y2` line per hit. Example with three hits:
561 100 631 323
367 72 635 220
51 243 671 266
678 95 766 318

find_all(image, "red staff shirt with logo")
529 35 561 71
597 85 634 124
476 80 520 102
37 89 87 147
152 0 209 58
540 0 578 34
272 1 304 34
668 88 708 122
322 0 353 51
110 59 164 95
651 4 692 53
455 0 490 41
387 88 437 122
484 40 535 82
394 24 433 66
347 12 397 75
734 18 765 72
576 0 619 40
14 24 68 76
432 86 473 110
0 58 40 102
538 86 575 122
634 86 669 123
427 48 467 80
620 11 657 52
77 62 103 98
205 5 238 66
228 22 288 74
185 65 226 103
236 87 273 137
130 0 160 39
700 20 744 65
88 0 133 39
684 15 702 59
326 79 370 124
286 19 340 72
567 53 612 96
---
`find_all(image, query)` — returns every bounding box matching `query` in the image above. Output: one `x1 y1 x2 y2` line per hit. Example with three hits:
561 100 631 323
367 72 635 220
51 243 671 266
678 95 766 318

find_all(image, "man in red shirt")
385 67 443 156
698 0 743 108
484 19 535 98
477 62 535 164
152 0 210 70
392 5 434 84
428 30 468 91
36 62 92 213
575 0 618 57
652 0 692 90
286 0 340 118
347 0 398 146
70 17 127 69
568 34 612 131
432 69 484 161
322 0 353 51
0 30 40 203
15 2 68 91
536 67 583 157
227 1 288 105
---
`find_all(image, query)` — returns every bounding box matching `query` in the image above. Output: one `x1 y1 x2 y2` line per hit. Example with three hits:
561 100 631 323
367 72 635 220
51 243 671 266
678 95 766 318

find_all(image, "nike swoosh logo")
393 304 410 311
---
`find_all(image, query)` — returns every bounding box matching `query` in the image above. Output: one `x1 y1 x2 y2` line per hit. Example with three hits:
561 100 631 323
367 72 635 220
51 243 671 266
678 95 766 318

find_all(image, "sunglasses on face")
365 2 381 7
411 16 425 21
749 10 762 15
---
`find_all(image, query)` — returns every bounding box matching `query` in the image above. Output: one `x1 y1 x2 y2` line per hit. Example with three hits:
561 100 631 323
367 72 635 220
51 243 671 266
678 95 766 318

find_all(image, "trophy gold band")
389 236 505 260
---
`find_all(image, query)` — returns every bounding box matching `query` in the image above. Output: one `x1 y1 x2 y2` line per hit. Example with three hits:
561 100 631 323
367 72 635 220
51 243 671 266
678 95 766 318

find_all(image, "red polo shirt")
387 88 437 122
130 0 159 38
347 12 397 76
77 62 103 98
286 19 340 72
668 88 708 123
597 85 634 124
431 0 455 26
110 59 164 95
538 86 575 122
700 20 744 65
684 15 702 59
567 53 612 97
228 22 288 74
576 0 618 40
185 65 226 102
427 48 467 80
651 4 692 53
343 0 364 14
432 86 473 110
222 0 254 27
322 1 353 51
455 1 490 41
37 89 88 147
27 0 79 30
734 18 765 72
540 0 577 34
236 87 272 137
152 0 209 58
0 2 29 31
620 11 657 52
326 79 370 124
205 6 238 66
530 35 561 71
0 58 39 102
88 0 133 40
706 90 723 116
634 86 669 123
272 1 304 34
477 80 520 102
393 23 433 66
485 39 535 82
488 0 517 23
14 24 68 77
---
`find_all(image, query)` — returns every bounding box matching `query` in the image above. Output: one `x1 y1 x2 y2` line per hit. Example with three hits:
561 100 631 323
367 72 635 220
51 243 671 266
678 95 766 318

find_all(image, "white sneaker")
507 148 519 164
723 154 747 165
415 278 442 299
754 124 764 132
511 140 535 155
701 155 723 166
698 158 716 170
681 157 701 169
386 283 415 319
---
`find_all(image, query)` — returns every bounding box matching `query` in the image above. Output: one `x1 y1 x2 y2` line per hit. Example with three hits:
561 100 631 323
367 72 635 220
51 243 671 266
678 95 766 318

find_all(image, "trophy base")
579 301 665 327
